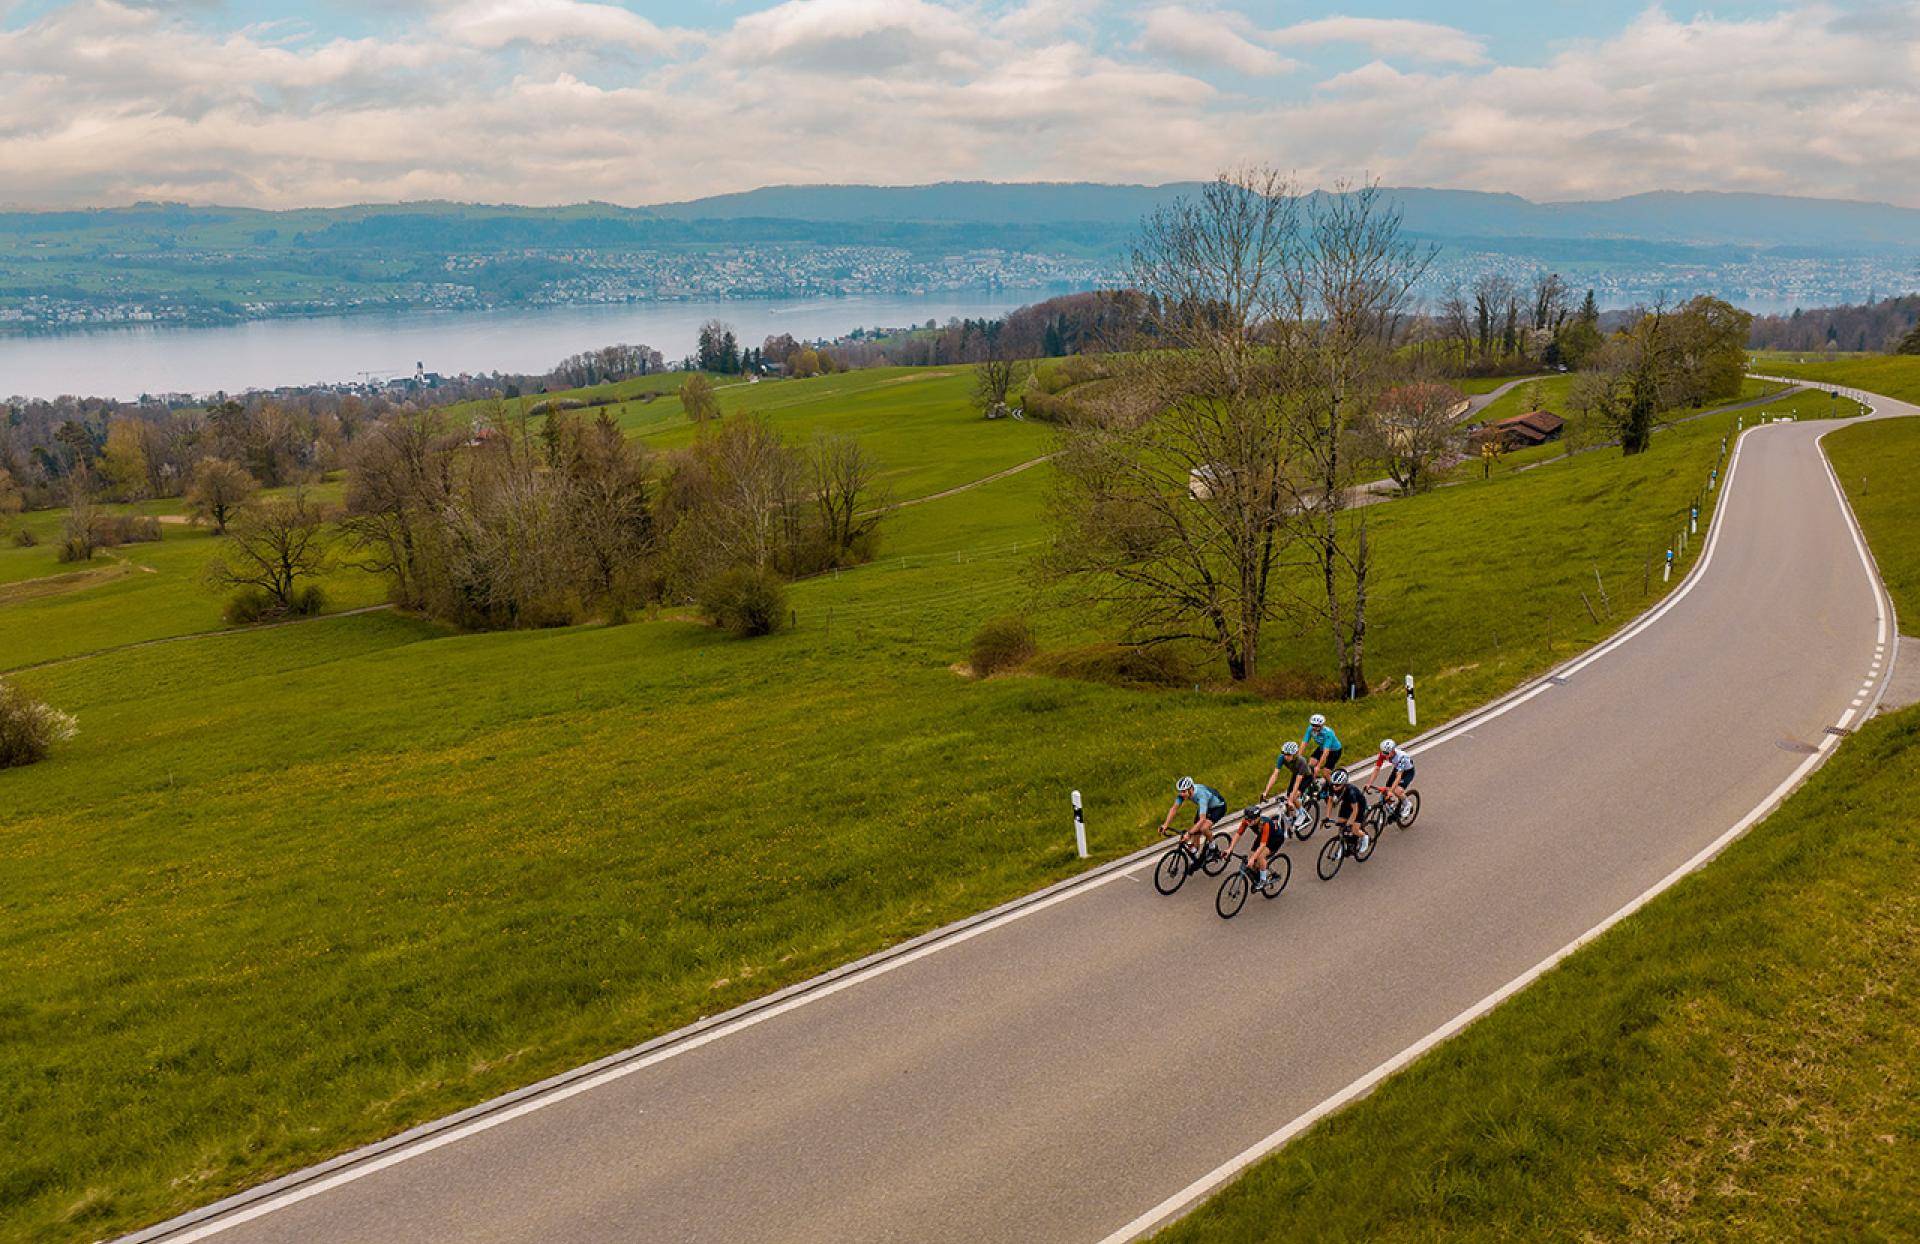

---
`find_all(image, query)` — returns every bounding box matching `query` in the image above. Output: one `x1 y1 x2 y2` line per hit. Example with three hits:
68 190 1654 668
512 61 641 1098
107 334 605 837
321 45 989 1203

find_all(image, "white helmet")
1176 775 1195 794
1329 768 1350 787
1280 741 1300 758
1308 713 1326 728
1380 739 1396 754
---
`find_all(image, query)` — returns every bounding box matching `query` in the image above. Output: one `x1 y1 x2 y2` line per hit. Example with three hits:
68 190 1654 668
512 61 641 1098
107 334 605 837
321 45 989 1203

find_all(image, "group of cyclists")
1158 713 1418 895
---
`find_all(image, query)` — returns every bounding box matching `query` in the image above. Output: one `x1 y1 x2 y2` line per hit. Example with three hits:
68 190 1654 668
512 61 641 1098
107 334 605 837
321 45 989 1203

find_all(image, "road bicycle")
1371 783 1421 830
1315 803 1380 881
1277 792 1320 841
1215 839 1291 919
1152 826 1233 895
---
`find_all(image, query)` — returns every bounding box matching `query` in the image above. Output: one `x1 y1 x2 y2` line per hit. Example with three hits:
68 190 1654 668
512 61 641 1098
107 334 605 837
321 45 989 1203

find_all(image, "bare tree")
551 410 655 603
1471 272 1516 361
810 432 886 562
205 490 332 613
1044 168 1305 681
340 413 450 609
185 457 260 534
1276 182 1433 695
971 357 1026 417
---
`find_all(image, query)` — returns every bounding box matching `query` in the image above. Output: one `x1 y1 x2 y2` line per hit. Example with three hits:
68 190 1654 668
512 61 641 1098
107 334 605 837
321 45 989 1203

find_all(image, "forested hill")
649 183 1920 253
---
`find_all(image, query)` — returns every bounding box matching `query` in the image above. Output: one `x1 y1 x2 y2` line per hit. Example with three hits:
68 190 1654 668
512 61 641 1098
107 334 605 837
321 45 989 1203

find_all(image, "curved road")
130 388 1908 1244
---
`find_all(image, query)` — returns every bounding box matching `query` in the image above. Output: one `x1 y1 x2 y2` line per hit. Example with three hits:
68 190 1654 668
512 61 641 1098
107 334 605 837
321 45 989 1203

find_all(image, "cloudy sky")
0 1 1915 210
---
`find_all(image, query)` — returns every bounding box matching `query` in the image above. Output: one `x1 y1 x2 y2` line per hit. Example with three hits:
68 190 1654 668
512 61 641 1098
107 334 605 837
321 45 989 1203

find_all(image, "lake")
0 292 1054 401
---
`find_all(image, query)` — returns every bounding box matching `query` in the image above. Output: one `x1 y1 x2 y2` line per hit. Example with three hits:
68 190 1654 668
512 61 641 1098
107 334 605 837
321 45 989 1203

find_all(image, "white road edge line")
1097 400 1903 1244
125 401 1842 1243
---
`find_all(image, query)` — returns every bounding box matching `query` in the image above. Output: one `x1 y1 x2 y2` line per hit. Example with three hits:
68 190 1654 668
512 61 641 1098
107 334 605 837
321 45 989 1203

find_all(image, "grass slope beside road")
1155 705 1920 1243
0 383 1752 1242
1751 352 1920 406
1825 416 1920 623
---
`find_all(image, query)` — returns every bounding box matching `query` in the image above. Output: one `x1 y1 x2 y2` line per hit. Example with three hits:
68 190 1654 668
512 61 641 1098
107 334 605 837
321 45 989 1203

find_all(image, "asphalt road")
131 392 1907 1244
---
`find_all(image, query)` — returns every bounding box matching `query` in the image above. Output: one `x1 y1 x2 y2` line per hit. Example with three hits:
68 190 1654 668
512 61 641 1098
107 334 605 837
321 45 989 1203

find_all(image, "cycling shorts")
1312 746 1343 771
1197 801 1227 826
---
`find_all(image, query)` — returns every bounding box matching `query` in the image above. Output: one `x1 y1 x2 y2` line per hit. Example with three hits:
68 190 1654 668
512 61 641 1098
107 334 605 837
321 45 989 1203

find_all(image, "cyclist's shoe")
1357 833 1372 855
1255 870 1270 887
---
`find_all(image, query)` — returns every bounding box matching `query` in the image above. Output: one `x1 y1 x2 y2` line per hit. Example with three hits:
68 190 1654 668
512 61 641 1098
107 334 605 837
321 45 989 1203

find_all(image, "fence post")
1072 790 1088 859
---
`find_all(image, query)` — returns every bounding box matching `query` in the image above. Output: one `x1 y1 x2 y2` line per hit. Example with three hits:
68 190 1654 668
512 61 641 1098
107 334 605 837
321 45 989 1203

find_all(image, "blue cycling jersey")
1182 783 1226 814
1303 723 1342 751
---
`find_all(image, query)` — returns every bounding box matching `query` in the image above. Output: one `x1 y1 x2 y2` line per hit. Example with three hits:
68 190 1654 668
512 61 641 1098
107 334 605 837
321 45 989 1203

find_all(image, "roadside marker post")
1404 674 1417 728
1071 790 1088 859
1691 506 1698 535
1665 548 1673 583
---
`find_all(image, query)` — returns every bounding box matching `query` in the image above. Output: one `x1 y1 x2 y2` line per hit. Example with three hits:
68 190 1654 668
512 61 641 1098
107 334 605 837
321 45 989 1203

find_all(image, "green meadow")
0 366 1784 1241
1824 417 1920 621
1751 351 1920 406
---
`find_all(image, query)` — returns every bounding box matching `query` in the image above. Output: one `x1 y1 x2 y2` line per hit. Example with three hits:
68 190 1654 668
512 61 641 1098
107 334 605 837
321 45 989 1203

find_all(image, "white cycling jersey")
1377 747 1414 774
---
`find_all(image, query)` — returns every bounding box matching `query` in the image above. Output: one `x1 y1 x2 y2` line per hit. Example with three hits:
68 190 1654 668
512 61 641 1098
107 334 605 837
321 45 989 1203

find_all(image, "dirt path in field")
876 453 1057 514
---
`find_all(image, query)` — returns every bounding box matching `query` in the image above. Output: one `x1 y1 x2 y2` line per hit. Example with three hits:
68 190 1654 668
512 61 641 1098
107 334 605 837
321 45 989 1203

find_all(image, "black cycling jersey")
1331 785 1368 819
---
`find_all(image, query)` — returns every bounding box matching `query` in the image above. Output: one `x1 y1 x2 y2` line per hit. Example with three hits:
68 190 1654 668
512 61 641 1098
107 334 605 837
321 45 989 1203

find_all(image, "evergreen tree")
1579 289 1599 324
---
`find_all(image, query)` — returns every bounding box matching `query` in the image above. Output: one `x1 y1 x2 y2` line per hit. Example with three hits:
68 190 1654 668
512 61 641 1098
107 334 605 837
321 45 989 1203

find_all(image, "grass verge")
1154 704 1920 1242
1824 416 1920 622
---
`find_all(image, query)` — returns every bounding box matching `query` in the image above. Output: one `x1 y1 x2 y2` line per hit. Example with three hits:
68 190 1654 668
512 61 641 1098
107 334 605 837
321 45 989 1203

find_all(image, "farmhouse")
1473 410 1566 451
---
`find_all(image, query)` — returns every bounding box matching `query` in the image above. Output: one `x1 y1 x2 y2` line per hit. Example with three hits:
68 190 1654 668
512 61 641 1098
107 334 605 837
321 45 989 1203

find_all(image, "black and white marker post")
1405 673 1417 728
1071 789 1088 859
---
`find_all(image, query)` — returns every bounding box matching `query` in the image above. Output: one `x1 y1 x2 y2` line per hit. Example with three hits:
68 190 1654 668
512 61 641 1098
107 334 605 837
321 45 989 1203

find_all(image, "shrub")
0 680 77 769
11 527 36 548
89 514 162 547
1029 642 1193 689
57 536 93 563
223 588 276 625
698 565 789 637
290 584 328 617
969 615 1036 677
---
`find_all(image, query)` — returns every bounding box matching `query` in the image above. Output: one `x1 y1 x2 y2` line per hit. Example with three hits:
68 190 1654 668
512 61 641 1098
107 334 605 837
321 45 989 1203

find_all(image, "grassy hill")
0 368 1774 1241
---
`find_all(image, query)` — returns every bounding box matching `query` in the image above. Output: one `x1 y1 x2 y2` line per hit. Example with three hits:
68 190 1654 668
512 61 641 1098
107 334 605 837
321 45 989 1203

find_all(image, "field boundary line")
4 604 397 675
120 392 1810 1244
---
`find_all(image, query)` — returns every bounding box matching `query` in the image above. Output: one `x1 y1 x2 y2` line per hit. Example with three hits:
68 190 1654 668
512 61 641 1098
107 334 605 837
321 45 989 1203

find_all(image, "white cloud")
435 0 680 54
1136 6 1297 77
0 1 1915 210
1266 16 1486 66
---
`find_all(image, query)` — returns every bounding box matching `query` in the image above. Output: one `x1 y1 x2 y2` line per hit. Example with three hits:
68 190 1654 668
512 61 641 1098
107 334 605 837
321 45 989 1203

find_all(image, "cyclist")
1303 713 1343 781
1221 804 1284 889
1372 739 1416 818
1326 768 1372 858
1262 739 1318 817
1160 775 1228 857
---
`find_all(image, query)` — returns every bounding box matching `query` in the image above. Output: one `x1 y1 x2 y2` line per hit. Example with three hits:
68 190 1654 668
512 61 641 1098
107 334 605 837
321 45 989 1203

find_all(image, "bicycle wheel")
1290 801 1320 842
1260 852 1292 898
1202 831 1234 876
1216 869 1249 919
1316 835 1345 881
1396 790 1421 829
1153 845 1191 895
1354 821 1378 862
